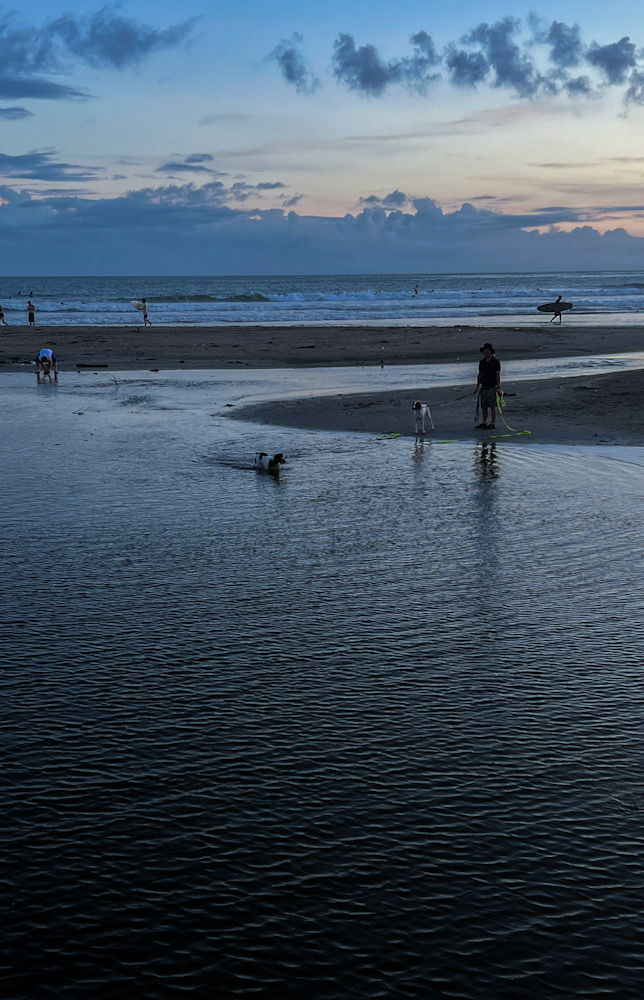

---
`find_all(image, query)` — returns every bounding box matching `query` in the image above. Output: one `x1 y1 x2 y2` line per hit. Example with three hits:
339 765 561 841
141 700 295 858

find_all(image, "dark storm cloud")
269 34 319 94
0 6 195 103
0 150 102 182
332 31 439 96
0 106 34 120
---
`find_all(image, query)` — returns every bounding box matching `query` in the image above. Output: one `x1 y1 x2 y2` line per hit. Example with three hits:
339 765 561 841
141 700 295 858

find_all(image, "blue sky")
4 1 644 273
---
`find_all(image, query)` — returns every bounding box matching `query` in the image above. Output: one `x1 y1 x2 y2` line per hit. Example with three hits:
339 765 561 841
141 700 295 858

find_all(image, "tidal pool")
3 367 644 999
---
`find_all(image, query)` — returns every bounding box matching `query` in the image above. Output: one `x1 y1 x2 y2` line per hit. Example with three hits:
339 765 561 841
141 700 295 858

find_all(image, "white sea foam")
2 271 644 325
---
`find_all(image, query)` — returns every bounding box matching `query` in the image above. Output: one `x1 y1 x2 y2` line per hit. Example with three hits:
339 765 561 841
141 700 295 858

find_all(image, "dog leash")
490 391 531 437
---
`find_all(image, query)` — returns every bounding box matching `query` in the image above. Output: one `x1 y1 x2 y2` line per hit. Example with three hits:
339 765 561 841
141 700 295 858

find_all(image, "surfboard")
376 433 400 440
537 301 572 314
131 300 146 311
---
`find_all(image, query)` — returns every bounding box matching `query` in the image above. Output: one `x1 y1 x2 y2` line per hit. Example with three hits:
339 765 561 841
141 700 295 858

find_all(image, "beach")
3 321 644 445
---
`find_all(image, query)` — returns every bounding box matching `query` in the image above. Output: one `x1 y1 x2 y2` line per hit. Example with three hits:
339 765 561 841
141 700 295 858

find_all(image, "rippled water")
4 370 644 999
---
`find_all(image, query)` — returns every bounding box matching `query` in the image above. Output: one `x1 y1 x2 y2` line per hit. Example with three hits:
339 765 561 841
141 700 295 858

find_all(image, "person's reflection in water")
472 442 501 587
475 442 499 480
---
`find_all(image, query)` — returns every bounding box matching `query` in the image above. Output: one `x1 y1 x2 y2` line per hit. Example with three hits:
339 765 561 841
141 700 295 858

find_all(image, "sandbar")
2 322 644 445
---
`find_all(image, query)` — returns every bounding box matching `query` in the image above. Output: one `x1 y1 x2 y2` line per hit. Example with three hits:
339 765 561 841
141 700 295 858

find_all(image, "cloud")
0 75 87 101
544 21 584 68
359 189 410 209
444 47 489 87
4 181 644 274
46 7 197 70
274 16 644 107
332 31 440 96
155 154 223 176
0 150 102 182
462 17 542 97
586 37 636 84
268 33 319 94
530 162 596 170
0 6 196 104
0 106 34 120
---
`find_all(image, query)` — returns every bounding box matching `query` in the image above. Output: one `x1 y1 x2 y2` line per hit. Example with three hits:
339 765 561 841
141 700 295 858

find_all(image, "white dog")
412 401 433 434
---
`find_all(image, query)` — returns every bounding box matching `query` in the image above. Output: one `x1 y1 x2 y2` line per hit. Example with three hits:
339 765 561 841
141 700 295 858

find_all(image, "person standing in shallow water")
27 300 35 325
475 342 501 430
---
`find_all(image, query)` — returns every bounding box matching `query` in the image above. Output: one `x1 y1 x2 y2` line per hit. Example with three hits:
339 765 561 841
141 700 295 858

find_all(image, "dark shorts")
29 315 35 324
480 387 498 410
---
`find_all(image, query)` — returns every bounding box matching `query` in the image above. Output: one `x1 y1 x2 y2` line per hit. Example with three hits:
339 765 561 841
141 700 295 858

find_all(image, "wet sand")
1 320 644 370
2 322 644 444
235 369 644 446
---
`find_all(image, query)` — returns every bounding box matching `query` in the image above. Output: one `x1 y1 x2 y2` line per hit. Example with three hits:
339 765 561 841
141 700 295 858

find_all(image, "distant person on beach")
0 304 7 325
142 298 151 326
551 295 564 324
35 348 58 379
27 300 35 325
475 343 501 430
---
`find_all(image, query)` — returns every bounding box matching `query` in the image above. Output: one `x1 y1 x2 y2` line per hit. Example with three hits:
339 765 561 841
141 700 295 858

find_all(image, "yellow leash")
488 391 531 438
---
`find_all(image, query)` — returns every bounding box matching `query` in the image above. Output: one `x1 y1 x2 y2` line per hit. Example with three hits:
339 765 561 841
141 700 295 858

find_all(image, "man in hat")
475 343 500 429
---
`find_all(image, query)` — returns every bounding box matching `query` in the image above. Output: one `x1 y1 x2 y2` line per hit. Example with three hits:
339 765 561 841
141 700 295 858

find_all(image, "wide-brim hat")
479 343 495 353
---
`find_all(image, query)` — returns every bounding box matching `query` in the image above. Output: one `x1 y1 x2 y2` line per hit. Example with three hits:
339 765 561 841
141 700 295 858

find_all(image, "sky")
4 1 644 273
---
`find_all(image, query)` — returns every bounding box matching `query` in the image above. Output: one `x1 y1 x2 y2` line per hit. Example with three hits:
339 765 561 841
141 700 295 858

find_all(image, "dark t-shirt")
478 356 500 388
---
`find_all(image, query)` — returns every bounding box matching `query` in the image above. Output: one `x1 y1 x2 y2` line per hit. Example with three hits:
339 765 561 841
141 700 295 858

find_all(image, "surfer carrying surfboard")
536 295 572 323
142 298 151 326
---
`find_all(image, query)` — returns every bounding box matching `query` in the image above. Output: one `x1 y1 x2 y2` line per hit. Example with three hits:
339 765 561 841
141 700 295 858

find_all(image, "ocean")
4 269 644 325
3 360 644 999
